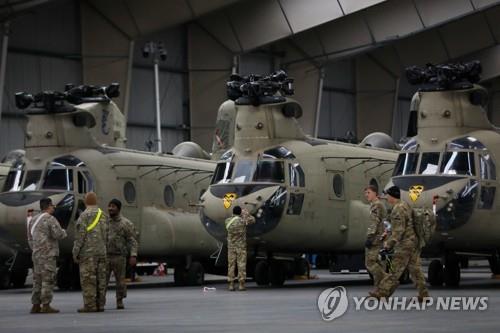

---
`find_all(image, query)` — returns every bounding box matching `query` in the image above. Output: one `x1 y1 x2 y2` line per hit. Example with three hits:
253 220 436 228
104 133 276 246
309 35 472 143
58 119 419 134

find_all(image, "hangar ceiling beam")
278 0 500 69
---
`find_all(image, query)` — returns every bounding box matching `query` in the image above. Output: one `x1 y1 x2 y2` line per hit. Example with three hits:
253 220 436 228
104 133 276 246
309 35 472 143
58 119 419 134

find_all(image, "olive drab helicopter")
0 84 220 289
200 71 399 287
386 61 500 287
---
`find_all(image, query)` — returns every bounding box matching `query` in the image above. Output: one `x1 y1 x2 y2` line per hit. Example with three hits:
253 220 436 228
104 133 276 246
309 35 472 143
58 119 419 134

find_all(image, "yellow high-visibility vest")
86 209 102 232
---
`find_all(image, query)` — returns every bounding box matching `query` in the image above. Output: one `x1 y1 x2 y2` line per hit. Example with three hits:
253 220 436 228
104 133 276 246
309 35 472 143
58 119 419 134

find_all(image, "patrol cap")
108 198 122 211
383 185 400 199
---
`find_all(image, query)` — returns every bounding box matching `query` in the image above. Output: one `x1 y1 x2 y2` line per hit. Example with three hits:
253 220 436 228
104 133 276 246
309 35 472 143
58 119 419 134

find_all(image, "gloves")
365 238 374 248
379 248 393 260
73 255 79 264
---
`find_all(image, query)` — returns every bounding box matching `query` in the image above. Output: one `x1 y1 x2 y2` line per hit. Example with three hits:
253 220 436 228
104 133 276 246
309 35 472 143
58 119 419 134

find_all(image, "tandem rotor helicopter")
201 63 500 288
387 61 500 287
0 84 219 289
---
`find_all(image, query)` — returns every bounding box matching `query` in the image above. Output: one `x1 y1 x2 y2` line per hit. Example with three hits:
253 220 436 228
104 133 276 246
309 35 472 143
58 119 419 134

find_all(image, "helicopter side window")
419 153 440 175
254 160 285 183
42 168 74 191
233 160 255 183
479 154 496 180
211 162 234 184
440 152 475 176
23 170 42 191
289 162 305 187
393 153 419 176
3 166 24 192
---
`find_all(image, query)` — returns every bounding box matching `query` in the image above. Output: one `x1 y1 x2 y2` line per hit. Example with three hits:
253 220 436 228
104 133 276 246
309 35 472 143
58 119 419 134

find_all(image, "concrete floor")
0 268 499 333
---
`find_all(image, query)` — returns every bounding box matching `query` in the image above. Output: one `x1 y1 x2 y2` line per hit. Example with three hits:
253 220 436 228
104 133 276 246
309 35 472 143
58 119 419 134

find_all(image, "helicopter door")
286 162 306 215
477 153 497 210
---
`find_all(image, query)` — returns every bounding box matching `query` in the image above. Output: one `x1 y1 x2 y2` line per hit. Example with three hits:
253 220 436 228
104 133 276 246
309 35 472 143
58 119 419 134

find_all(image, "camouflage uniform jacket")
366 199 386 246
386 200 415 249
72 206 107 259
225 211 256 248
28 212 67 257
107 214 138 257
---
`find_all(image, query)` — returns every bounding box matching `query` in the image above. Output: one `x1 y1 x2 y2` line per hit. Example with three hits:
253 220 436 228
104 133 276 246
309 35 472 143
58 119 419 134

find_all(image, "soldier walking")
363 185 388 292
28 198 67 314
105 199 138 309
72 192 107 312
371 186 429 301
225 205 255 291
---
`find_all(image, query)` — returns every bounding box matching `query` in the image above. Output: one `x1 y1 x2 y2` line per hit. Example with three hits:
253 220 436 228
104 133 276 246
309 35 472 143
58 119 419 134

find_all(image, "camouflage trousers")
31 255 57 305
106 255 127 302
227 244 246 282
378 240 428 297
365 245 387 288
79 256 107 311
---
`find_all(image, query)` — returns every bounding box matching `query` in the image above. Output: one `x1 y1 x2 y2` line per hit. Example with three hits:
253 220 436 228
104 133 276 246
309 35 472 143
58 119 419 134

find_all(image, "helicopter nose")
392 175 470 210
392 175 477 231
0 191 70 250
200 184 287 241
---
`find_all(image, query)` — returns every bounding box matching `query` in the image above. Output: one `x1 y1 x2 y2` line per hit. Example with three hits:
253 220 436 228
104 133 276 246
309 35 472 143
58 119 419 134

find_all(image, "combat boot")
228 281 235 291
41 304 59 314
117 299 124 310
238 281 246 291
368 289 383 300
418 291 430 303
30 304 41 314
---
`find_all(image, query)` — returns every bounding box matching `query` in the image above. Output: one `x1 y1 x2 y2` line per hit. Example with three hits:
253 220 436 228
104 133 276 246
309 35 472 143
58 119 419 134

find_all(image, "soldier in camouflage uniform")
72 192 108 312
363 185 388 291
225 205 255 291
28 198 67 314
372 186 429 301
105 199 138 309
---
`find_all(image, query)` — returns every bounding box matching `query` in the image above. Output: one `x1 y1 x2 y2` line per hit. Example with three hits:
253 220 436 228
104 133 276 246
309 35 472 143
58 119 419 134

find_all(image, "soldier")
371 186 429 301
72 192 107 312
363 185 388 292
28 198 67 314
105 198 138 309
225 205 255 291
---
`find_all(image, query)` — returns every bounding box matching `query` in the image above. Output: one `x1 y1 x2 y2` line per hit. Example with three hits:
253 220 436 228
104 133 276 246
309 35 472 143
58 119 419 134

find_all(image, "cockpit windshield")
419 153 440 175
42 168 74 191
3 165 24 192
440 151 475 176
393 153 419 176
253 160 285 183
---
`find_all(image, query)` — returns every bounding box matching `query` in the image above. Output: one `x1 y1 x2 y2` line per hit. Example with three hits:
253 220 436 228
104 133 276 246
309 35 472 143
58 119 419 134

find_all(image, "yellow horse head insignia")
409 185 424 202
223 193 237 209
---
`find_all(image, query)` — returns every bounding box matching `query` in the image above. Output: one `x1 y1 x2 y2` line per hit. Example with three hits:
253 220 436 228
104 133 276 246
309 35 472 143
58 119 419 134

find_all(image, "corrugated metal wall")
1 0 81 158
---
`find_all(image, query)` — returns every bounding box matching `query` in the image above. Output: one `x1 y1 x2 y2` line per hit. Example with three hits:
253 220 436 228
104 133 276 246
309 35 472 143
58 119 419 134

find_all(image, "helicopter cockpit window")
263 146 296 159
402 138 418 152
23 170 42 191
220 150 233 161
440 152 475 176
3 165 24 192
233 160 255 183
479 154 496 180
211 162 234 184
53 155 86 167
42 168 74 191
289 162 305 187
77 171 94 193
393 153 419 176
419 153 440 175
447 136 487 150
254 160 285 183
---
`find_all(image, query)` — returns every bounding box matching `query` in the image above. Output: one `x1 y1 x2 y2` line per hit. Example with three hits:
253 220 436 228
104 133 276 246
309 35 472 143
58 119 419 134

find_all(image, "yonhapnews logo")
317 286 488 321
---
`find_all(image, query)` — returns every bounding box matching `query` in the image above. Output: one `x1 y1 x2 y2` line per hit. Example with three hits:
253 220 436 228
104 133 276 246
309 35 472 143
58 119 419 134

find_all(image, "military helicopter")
200 71 399 286
0 84 220 289
387 61 500 287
